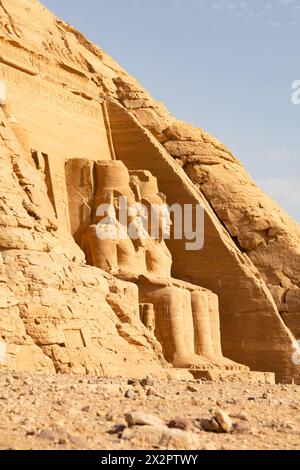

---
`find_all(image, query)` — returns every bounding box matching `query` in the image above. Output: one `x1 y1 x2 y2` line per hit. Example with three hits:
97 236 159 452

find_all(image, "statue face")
129 172 172 240
150 201 172 239
160 203 172 238
127 202 149 241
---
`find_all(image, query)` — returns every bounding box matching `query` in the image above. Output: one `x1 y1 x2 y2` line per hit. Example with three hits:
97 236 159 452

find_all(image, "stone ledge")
189 370 275 384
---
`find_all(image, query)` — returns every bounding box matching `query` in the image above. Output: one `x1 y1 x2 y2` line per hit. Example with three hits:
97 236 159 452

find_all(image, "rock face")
0 0 299 382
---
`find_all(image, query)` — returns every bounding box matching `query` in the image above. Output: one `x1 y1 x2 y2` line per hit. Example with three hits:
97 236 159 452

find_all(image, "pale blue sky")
42 0 300 222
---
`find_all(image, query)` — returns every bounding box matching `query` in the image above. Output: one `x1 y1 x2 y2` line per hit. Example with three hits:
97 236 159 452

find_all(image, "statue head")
93 161 149 244
129 170 172 240
92 162 172 243
93 160 136 223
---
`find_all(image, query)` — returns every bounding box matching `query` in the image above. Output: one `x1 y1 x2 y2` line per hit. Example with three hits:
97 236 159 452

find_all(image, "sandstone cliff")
0 0 299 382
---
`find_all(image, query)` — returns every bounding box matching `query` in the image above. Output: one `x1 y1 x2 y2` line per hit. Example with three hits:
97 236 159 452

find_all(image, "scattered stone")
81 405 91 413
131 383 144 394
201 417 220 433
0 392 9 400
283 421 295 430
279 400 287 406
201 409 233 433
125 411 165 428
226 398 237 405
127 379 139 386
0 371 298 450
124 389 134 399
122 425 200 450
168 417 191 431
108 424 126 436
160 428 200 450
214 410 233 433
58 437 68 445
140 377 155 387
38 430 56 442
146 387 157 397
187 385 197 393
233 422 251 434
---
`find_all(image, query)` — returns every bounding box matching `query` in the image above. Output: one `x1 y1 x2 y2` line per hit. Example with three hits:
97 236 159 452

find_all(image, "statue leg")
208 292 248 371
209 293 223 358
140 286 215 370
191 291 215 358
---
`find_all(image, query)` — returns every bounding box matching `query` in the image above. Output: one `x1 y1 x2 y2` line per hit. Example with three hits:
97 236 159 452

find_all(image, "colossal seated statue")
82 160 247 372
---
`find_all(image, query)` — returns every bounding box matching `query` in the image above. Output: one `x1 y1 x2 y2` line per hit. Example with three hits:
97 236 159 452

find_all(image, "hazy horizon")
42 0 300 223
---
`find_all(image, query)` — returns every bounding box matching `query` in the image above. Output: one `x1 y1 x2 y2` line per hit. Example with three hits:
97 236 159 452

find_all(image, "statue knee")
191 290 209 312
208 292 219 315
160 286 185 309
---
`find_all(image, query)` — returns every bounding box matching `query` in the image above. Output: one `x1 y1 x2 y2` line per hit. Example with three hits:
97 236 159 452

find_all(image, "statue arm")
137 274 172 288
84 225 119 274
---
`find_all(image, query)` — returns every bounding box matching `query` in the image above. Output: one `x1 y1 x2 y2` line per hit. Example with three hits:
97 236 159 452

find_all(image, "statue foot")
172 354 215 370
196 354 249 371
212 356 249 371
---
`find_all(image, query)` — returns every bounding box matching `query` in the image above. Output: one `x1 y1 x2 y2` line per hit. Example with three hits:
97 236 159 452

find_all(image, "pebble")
233 421 251 434
0 392 9 400
124 389 134 399
38 430 56 442
226 398 237 405
81 405 90 413
108 424 126 436
127 379 139 386
201 409 233 433
105 412 115 422
58 437 68 445
168 417 191 431
125 411 165 428
187 385 197 393
214 409 233 433
122 425 200 450
140 377 155 387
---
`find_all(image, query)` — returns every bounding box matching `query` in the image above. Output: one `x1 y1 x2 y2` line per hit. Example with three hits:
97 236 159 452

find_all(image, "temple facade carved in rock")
0 0 299 384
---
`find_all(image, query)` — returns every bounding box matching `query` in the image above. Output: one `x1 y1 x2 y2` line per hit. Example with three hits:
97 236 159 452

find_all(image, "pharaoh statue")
82 160 247 372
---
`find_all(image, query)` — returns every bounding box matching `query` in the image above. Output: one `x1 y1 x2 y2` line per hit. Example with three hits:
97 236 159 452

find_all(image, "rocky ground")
0 372 299 451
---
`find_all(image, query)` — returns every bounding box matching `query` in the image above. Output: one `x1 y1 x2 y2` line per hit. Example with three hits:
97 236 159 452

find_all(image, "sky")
42 0 300 223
